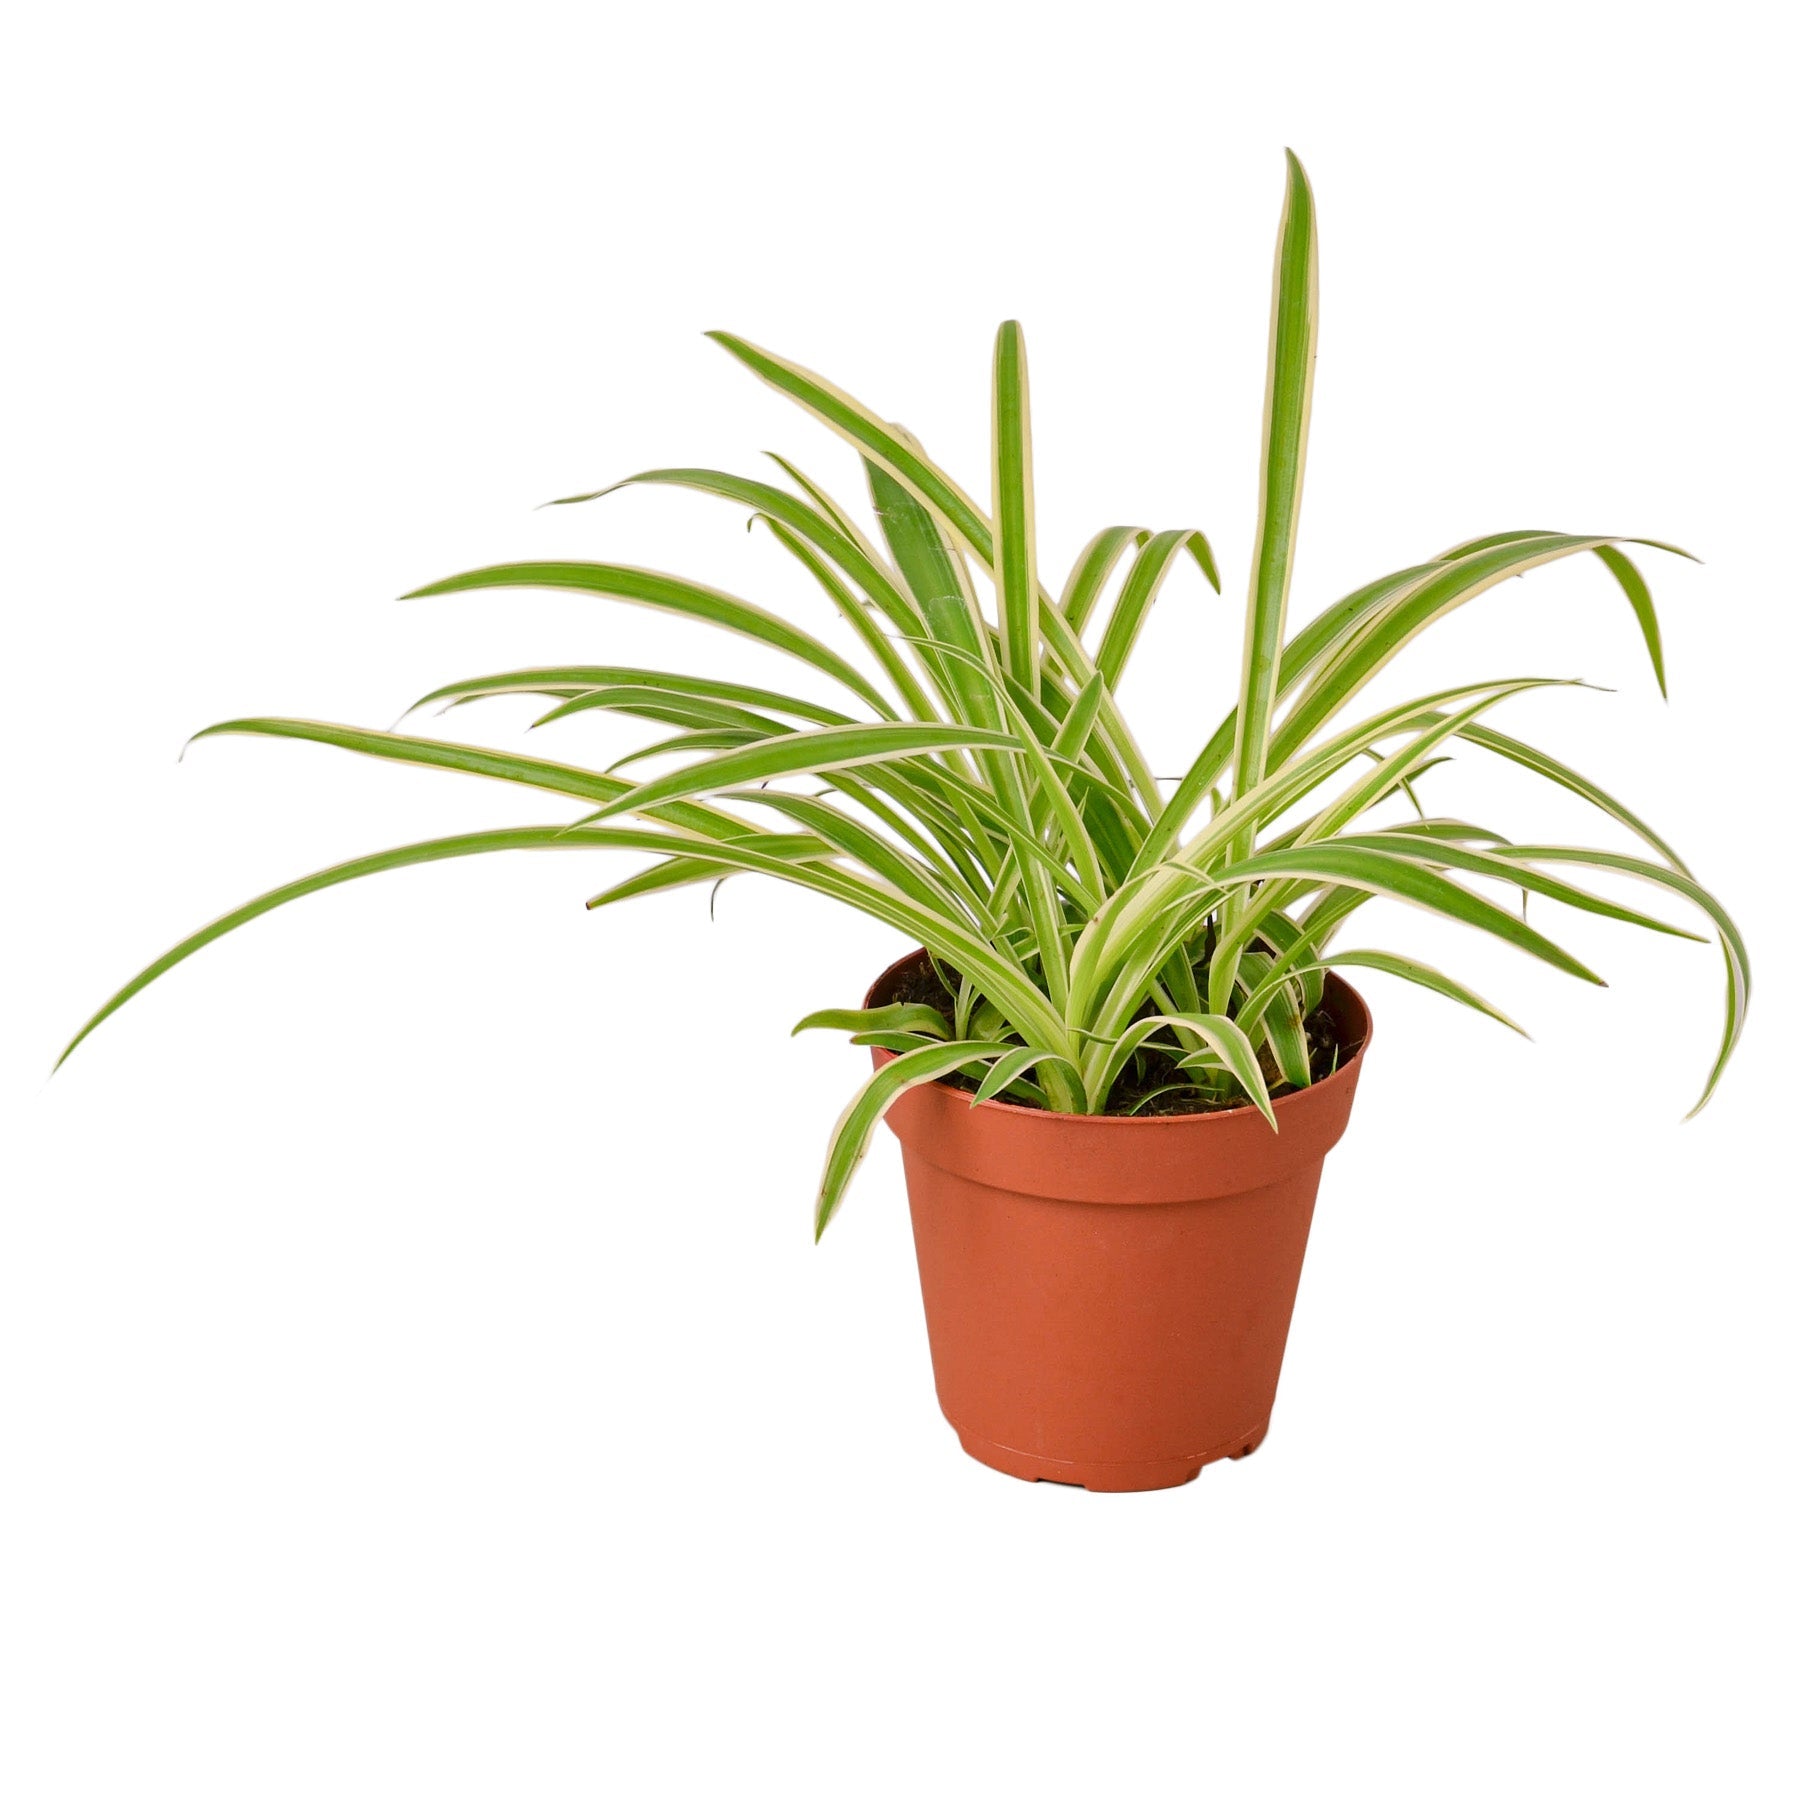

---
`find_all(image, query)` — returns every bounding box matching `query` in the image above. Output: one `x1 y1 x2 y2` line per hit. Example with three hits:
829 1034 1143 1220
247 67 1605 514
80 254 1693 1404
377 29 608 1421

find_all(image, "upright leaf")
991 321 1041 700
1229 149 1320 816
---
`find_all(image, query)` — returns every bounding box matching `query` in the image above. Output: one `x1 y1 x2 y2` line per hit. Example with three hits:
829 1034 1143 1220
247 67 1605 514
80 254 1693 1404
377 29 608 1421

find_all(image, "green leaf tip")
540 479 626 510
1282 148 1314 197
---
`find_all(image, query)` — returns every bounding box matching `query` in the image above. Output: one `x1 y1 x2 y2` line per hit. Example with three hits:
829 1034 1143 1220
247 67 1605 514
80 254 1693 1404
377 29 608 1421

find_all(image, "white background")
3 4 1793 1794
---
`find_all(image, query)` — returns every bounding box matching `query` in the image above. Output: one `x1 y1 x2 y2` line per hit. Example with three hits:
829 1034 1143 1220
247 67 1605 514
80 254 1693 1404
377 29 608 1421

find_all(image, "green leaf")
762 452 887 564
848 1030 950 1052
605 728 764 774
738 788 995 927
580 720 1027 824
1207 151 1321 1023
1229 149 1319 825
1256 905 1330 1014
1591 545 1667 697
1060 526 1148 635
1227 842 1608 984
585 857 763 911
179 719 877 896
58 825 637 1067
1438 531 1675 698
550 468 927 644
1255 948 1526 1038
706 332 992 556
1049 671 1109 773
410 665 851 728
991 321 1042 700
815 1041 1008 1238
1094 529 1219 690
1272 533 1687 763
745 512 929 722
1168 1013 1279 1128
570 826 1075 1060
1321 833 1705 941
532 686 786 733
1481 845 1749 1115
1237 950 1312 1088
402 560 893 717
1081 1010 1276 1126
970 1046 1085 1107
1123 1083 1205 1116
793 1003 951 1040
186 716 717 829
1451 721 1688 873
865 453 992 711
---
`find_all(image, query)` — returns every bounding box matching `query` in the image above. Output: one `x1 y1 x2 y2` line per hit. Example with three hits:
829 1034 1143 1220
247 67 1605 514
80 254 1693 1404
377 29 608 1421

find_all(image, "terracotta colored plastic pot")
868 949 1372 1491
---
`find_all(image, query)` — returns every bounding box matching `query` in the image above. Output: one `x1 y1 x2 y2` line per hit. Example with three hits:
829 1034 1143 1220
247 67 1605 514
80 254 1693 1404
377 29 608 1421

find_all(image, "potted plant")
61 153 1747 1490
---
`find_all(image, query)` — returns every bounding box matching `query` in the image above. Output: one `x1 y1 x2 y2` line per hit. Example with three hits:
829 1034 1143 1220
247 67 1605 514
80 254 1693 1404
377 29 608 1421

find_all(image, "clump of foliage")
64 154 1747 1236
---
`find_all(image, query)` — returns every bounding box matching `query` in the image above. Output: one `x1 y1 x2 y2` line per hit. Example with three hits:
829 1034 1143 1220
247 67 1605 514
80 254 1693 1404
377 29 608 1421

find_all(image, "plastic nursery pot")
867 949 1372 1492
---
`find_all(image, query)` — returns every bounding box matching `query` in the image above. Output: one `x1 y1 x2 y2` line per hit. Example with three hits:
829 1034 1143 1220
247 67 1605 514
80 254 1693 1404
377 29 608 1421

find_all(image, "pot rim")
865 945 1373 1130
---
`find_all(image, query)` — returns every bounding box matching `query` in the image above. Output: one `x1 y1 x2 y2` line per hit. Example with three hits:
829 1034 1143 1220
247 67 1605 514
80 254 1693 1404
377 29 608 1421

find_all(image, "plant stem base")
949 1419 1270 1492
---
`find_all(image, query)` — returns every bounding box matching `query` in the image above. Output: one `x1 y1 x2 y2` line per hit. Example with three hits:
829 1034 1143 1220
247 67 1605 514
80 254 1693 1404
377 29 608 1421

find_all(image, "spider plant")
62 153 1747 1238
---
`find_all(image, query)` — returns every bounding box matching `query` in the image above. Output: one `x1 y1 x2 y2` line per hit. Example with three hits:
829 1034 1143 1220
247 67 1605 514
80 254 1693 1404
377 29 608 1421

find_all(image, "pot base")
950 1418 1270 1492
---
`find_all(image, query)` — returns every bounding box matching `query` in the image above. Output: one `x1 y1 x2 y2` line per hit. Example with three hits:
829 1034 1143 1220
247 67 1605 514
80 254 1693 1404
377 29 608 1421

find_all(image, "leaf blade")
991 322 1041 700
402 560 893 716
816 1041 1008 1238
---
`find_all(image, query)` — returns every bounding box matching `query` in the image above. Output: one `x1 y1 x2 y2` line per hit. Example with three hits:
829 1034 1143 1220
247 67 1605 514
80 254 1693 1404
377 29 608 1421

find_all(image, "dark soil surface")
887 956 1351 1116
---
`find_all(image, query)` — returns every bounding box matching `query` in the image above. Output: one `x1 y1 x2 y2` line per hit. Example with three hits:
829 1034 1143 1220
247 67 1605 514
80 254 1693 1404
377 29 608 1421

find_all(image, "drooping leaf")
815 1041 1010 1238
